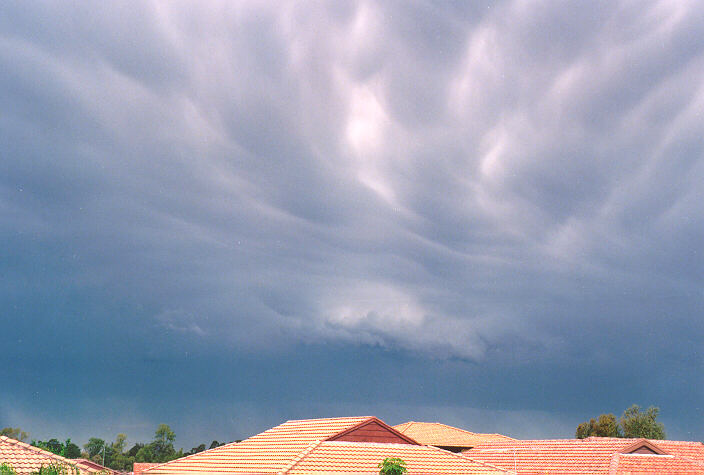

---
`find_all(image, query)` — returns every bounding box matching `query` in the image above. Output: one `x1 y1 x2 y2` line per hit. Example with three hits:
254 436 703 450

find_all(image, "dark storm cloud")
1 0 703 443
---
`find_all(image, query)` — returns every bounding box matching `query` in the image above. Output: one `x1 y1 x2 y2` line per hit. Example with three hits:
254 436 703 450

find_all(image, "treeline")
1 425 229 472
576 404 666 439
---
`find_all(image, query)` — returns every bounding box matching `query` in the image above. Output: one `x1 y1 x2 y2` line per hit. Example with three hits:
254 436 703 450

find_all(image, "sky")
1 0 703 449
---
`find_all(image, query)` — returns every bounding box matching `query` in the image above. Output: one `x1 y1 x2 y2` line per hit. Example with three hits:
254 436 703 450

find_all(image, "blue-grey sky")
1 0 703 449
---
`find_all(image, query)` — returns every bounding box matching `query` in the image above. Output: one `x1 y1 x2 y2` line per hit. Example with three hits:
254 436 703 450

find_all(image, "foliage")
21 423 226 471
83 437 106 459
185 443 206 456
30 463 79 475
576 404 666 439
621 405 666 439
378 457 407 475
1 428 28 442
0 463 17 475
576 413 619 438
63 440 81 459
31 439 80 459
127 442 144 457
134 424 181 464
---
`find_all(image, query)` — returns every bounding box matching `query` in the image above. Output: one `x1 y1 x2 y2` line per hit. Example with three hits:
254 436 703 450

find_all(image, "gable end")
622 439 668 455
327 418 419 445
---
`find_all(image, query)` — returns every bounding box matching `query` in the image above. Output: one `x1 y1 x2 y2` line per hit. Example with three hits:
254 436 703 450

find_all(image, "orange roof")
0 436 99 474
143 417 380 474
143 417 510 474
73 458 121 475
465 437 704 474
134 462 161 474
609 452 704 474
393 422 515 448
284 441 508 474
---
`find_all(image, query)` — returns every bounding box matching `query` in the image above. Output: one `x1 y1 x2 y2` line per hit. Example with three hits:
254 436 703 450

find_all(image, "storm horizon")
1 0 703 448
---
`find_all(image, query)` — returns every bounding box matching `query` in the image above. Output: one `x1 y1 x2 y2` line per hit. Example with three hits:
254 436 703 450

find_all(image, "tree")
105 433 134 471
127 442 144 457
83 438 105 459
133 424 180 463
32 439 63 456
208 440 223 450
1 428 28 442
150 424 177 462
621 405 666 439
62 439 81 459
31 464 79 475
135 444 155 463
185 444 206 456
576 413 620 438
575 405 665 439
112 433 127 454
378 457 407 475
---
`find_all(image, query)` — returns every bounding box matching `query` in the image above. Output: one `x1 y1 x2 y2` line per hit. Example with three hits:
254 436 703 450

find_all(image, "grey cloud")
1 0 704 440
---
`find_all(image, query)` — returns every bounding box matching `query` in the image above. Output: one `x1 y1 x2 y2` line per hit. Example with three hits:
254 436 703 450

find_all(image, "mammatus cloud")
2 0 703 362
1 0 703 441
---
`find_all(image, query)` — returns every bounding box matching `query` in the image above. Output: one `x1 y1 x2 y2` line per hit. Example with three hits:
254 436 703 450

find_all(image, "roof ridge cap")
278 439 324 475
285 416 373 422
435 421 480 436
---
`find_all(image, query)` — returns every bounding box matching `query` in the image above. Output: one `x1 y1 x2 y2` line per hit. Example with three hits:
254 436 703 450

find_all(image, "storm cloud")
1 0 703 445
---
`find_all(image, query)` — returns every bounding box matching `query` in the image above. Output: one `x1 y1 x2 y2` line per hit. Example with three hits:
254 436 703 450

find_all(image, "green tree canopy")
576 413 619 438
575 404 665 439
185 443 206 456
378 457 407 475
62 439 81 459
31 439 63 456
150 424 178 462
83 438 105 459
127 442 144 457
621 405 666 439
1 428 28 442
0 463 18 475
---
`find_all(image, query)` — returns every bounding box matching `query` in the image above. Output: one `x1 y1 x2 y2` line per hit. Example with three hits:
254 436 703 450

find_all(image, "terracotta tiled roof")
0 436 99 474
134 462 161 474
73 458 121 474
588 437 704 460
393 422 515 448
608 452 704 474
465 437 704 474
284 441 509 474
143 417 377 474
143 417 510 474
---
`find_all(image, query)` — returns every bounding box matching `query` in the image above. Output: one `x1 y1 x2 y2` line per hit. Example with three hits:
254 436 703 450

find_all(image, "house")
142 416 511 474
463 436 704 474
0 435 100 474
393 421 515 452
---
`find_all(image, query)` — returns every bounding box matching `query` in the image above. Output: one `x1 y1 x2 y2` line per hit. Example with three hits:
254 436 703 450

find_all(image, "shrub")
1 463 18 475
378 457 407 475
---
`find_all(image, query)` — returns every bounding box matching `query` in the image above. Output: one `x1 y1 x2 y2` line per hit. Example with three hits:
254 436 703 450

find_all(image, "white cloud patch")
317 282 487 359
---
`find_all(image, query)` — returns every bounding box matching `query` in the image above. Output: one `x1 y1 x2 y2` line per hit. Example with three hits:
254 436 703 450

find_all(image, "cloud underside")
1 0 703 365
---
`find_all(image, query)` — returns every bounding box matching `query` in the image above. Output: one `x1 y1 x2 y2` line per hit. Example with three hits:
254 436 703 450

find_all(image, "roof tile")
0 436 99 475
393 422 515 448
